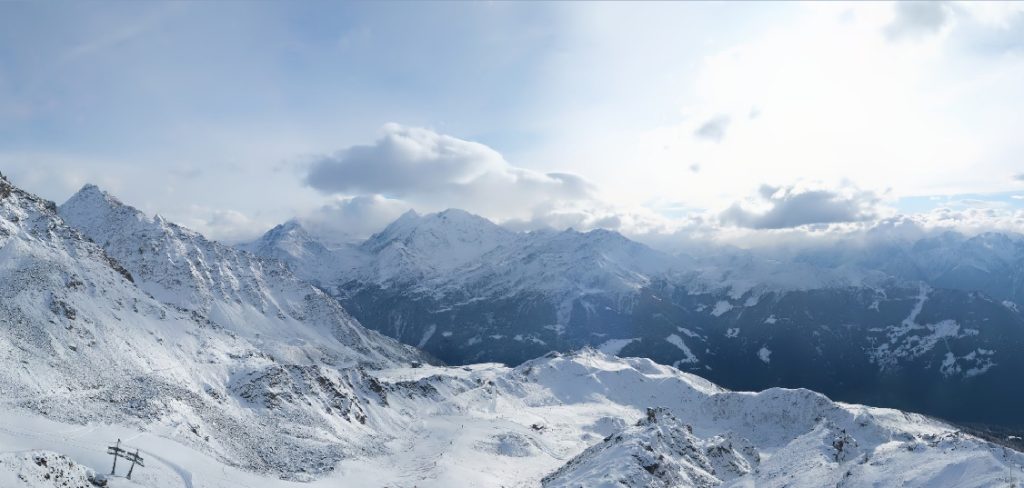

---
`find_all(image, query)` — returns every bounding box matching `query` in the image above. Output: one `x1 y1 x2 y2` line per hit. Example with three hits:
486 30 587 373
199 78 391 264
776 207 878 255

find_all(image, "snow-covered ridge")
236 218 369 289
0 451 106 488
250 206 1024 306
243 206 1024 432
3 177 1023 486
244 207 915 324
6 344 1020 487
0 177 432 479
59 183 426 369
356 208 520 285
542 407 759 487
362 208 514 261
248 208 900 301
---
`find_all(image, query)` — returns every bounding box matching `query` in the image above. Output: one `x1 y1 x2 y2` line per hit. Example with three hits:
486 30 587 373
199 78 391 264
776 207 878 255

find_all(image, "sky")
1 1 1023 246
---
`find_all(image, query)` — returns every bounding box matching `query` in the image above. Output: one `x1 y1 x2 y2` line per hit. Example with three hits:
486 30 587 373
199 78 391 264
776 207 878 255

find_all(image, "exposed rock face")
543 407 757 488
0 451 106 488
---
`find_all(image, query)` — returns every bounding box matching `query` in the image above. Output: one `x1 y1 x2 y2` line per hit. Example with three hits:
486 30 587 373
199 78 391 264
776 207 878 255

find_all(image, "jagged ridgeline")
244 205 1024 430
2 178 1024 486
0 176 430 478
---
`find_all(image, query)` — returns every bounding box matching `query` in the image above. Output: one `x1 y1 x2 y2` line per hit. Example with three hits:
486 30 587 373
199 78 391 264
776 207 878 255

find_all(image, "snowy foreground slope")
2 350 1023 487
1 176 1022 487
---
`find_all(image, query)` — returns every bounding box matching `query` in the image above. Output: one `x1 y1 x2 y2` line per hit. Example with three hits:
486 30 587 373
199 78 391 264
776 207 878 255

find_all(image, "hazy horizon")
3 2 1023 246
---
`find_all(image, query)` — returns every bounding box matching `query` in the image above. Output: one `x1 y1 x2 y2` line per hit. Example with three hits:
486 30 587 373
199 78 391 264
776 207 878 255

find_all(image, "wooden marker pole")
106 439 123 475
126 449 141 480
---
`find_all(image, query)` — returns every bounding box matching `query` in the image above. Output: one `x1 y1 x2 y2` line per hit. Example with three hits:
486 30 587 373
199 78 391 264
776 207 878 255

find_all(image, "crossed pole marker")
107 439 145 480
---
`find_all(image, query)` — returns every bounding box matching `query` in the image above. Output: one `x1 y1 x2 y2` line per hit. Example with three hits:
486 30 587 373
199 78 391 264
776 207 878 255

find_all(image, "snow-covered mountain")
0 176 433 479
245 209 1024 430
4 346 1023 487
235 218 368 290
235 208 516 292
59 184 425 369
360 208 518 280
2 176 1023 486
528 353 1023 488
794 231 1024 306
245 212 689 362
355 348 1024 487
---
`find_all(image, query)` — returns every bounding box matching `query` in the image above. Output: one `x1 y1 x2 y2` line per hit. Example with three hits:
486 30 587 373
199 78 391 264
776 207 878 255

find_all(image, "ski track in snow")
143 449 195 488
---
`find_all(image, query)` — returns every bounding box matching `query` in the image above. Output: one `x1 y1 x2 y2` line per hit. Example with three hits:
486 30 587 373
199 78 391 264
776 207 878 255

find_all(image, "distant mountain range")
245 207 1024 429
2 175 1022 486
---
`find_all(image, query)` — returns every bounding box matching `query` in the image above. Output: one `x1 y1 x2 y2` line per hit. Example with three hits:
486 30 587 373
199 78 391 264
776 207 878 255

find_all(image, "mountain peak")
574 227 625 241
365 208 509 250
264 218 309 239
72 183 113 201
65 183 132 213
397 208 421 221
239 217 373 287
435 208 474 219
60 184 148 240
359 208 516 274
56 185 426 368
242 218 319 254
427 208 504 229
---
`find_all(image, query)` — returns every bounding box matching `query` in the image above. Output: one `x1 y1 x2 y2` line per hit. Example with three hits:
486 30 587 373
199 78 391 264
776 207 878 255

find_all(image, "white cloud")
693 115 730 142
297 122 1024 250
720 182 883 229
306 123 508 196
174 206 268 244
300 194 412 244
536 2 1024 219
909 206 1024 236
8 3 1024 248
1 153 129 203
884 1 951 40
296 124 698 239
304 124 601 224
637 204 1024 254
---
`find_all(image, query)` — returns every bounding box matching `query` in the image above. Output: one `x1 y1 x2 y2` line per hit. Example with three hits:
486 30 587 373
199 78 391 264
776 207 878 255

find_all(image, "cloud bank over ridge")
292 123 1024 249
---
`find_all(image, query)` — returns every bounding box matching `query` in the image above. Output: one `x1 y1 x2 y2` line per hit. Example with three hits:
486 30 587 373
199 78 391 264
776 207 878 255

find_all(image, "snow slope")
0 176 430 479
350 349 1024 487
59 184 425 369
3 349 1021 487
